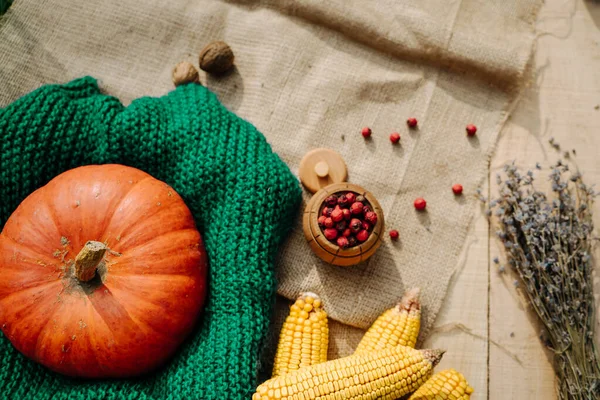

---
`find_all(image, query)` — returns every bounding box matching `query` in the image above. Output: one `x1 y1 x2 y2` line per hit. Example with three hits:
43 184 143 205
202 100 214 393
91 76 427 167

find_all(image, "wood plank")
270 3 599 398
422 183 489 400
488 0 600 398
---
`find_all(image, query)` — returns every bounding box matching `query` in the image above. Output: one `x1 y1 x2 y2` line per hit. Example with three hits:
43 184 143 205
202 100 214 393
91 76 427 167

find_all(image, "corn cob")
272 292 329 377
254 345 445 400
407 369 474 400
355 287 421 353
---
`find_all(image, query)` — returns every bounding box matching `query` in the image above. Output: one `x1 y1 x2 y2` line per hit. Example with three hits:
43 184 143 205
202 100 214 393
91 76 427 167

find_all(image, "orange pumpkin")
0 164 207 378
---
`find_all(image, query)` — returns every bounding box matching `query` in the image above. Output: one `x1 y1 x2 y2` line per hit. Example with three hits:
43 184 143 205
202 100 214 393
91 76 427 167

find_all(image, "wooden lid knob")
314 161 330 178
299 148 348 193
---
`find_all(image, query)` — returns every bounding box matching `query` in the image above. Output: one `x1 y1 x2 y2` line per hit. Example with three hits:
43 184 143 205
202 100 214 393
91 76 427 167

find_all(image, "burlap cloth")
1 0 541 362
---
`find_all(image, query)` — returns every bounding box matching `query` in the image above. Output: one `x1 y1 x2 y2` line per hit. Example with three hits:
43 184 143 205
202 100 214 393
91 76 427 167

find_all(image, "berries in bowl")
303 183 384 266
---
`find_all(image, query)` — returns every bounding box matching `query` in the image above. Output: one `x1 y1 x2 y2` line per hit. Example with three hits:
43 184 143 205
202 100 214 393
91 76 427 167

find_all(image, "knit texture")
0 77 301 399
0 0 13 15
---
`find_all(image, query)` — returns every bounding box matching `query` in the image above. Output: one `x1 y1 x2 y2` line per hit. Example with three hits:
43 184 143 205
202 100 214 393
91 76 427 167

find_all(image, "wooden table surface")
423 1 600 398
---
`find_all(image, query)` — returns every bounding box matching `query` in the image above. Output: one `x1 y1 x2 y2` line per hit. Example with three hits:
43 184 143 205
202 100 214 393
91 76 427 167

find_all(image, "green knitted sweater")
0 0 13 15
0 77 301 399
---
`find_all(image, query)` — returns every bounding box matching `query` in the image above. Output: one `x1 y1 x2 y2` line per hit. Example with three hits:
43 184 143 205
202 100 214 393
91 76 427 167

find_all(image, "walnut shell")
199 41 234 75
172 61 200 86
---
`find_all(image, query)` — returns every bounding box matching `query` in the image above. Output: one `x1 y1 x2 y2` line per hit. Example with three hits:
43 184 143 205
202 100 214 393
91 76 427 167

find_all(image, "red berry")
389 132 400 143
345 192 356 204
342 209 352 221
406 117 418 128
347 236 358 247
336 236 349 249
362 205 372 214
325 195 338 206
337 194 349 208
350 218 362 233
321 207 333 217
324 217 334 228
331 206 344 222
324 228 338 241
361 221 371 231
350 202 364 215
361 127 372 138
466 124 477 136
389 229 400 240
452 184 463 195
414 197 427 210
342 228 352 238
336 220 347 231
318 216 327 227
356 230 370 242
365 211 378 225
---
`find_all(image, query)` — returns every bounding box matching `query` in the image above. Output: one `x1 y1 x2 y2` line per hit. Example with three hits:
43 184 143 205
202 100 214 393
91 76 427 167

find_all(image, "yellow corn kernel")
256 345 445 400
407 369 474 400
355 288 421 353
272 292 329 377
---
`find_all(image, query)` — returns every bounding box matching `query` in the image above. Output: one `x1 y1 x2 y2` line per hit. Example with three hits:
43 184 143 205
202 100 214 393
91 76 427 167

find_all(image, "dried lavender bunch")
491 161 600 400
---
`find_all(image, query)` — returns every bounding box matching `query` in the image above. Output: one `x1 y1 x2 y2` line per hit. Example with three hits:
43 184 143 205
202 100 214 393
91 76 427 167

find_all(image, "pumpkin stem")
74 241 107 282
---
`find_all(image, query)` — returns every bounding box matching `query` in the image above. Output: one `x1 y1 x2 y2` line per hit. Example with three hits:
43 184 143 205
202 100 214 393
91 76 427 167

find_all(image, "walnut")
198 41 234 75
172 62 200 86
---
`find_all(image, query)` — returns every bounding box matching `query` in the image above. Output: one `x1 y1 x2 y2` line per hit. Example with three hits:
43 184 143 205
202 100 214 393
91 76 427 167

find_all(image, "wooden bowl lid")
302 183 384 267
299 148 348 193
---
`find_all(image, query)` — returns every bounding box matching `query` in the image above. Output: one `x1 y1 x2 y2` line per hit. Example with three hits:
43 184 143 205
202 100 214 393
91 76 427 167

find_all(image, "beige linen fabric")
0 0 540 359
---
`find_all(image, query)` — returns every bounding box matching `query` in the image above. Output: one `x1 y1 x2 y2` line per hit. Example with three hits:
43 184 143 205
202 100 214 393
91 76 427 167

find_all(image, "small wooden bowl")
303 183 384 267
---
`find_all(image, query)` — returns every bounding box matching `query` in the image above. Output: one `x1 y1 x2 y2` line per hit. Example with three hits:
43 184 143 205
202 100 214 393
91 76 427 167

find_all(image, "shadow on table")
205 65 245 113
584 0 600 30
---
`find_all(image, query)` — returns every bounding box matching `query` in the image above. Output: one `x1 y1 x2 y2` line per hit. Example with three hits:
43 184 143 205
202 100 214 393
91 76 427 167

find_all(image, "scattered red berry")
361 127 372 138
324 217 334 228
389 132 401 144
336 236 349 249
356 230 370 242
345 192 356 204
466 124 477 136
406 118 418 128
342 228 352 238
365 211 378 225
389 229 400 240
452 184 463 195
317 216 327 227
324 228 338 241
342 208 352 221
350 218 362 233
350 202 364 215
331 206 344 222
414 197 427 211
